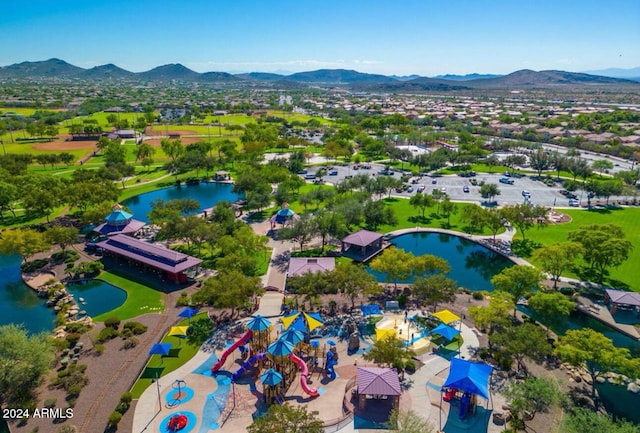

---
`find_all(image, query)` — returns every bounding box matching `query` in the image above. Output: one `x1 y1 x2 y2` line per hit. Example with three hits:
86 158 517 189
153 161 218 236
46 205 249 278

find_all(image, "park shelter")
605 289 640 315
280 311 324 333
93 204 146 237
356 367 401 411
360 304 383 316
340 229 385 262
433 309 461 325
269 203 300 226
287 257 335 277
443 358 493 400
431 323 461 341
96 234 202 283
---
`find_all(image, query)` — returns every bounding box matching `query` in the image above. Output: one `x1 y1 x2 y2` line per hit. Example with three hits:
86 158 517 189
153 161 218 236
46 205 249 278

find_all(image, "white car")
569 199 580 207
440 187 447 194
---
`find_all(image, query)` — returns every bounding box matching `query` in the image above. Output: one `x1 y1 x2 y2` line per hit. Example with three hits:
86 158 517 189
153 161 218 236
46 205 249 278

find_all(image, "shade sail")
357 367 401 396
268 339 294 357
149 343 172 356
247 315 271 331
431 323 460 341
168 326 189 337
281 311 324 333
260 368 284 386
443 358 493 400
360 304 383 316
279 328 304 345
375 327 396 341
178 307 198 319
433 309 461 324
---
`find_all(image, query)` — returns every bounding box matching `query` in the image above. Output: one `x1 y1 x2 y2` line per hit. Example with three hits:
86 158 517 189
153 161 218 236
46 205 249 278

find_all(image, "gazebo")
356 367 402 411
605 289 640 316
441 358 493 427
340 229 385 262
93 203 146 237
269 203 300 227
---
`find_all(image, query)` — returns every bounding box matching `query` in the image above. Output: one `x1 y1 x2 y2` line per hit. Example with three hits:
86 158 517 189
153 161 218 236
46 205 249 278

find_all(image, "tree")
370 248 415 289
479 183 500 202
387 409 434 433
161 138 185 180
46 226 79 253
0 228 49 264
491 265 542 317
528 291 574 335
461 204 487 233
0 181 18 219
247 403 323 433
440 196 457 226
503 377 560 430
409 191 433 220
490 322 552 373
500 203 547 240
529 149 551 177
330 262 380 309
469 291 514 340
411 274 458 311
591 159 614 176
363 335 415 370
363 199 396 229
532 242 584 289
277 215 317 252
192 270 262 317
0 324 56 406
559 407 640 433
567 224 633 284
314 210 347 252
135 142 155 163
555 328 637 404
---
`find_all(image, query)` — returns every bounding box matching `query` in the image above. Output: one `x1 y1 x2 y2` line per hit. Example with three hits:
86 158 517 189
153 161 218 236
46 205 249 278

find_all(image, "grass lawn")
129 313 207 398
526 206 640 291
94 272 164 321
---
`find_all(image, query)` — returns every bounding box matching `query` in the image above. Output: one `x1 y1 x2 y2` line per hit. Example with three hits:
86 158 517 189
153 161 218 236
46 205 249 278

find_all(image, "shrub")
44 397 57 408
65 323 89 334
67 384 83 398
65 333 81 347
104 317 121 329
176 292 190 307
120 392 133 404
472 291 485 300
108 411 122 427
121 328 133 338
404 359 416 373
97 327 118 343
116 402 129 414
94 344 105 356
123 321 148 335
56 425 77 433
121 337 139 350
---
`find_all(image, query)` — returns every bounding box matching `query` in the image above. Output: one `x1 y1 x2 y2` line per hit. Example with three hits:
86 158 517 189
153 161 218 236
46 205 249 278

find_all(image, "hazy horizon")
2 0 639 76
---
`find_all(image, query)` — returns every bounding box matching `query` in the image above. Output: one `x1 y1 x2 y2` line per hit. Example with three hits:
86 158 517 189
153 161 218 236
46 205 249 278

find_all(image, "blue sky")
1 0 638 76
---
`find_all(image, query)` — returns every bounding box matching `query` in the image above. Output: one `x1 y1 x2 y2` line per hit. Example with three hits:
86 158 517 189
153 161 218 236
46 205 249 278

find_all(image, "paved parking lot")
304 163 579 208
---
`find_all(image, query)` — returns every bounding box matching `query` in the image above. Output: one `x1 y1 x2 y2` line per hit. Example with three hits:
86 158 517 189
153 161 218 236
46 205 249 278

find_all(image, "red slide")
211 330 253 373
289 353 319 397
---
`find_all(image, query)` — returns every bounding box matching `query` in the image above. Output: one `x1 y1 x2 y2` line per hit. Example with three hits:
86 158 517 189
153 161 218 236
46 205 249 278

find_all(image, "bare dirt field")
31 137 97 152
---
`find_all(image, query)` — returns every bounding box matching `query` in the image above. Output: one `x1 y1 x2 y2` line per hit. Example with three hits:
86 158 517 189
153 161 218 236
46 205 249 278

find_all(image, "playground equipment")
167 379 187 408
231 352 267 382
289 353 319 397
325 349 337 380
167 413 188 431
442 387 457 402
459 392 471 419
211 330 253 373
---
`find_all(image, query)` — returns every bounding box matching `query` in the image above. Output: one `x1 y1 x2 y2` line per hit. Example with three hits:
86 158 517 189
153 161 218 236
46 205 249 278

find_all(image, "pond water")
122 182 239 223
67 280 127 318
0 255 54 334
368 232 514 291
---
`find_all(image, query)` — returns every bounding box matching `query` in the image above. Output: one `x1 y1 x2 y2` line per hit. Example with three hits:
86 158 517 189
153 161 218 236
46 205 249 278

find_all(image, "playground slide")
231 352 267 382
459 393 471 419
211 330 253 373
326 350 337 380
289 353 319 397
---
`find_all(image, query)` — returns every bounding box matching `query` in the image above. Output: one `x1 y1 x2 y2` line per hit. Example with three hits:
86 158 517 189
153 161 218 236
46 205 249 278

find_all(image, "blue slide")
231 352 266 382
459 393 471 419
326 350 337 380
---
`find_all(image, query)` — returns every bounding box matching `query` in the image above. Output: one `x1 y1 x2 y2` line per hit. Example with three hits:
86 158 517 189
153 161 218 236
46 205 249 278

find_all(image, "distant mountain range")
1 58 638 90
583 67 640 81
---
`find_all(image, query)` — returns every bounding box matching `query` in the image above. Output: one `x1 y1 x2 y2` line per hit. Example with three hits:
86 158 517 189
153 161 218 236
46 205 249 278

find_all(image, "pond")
66 280 127 318
0 255 54 334
122 182 239 223
368 232 514 291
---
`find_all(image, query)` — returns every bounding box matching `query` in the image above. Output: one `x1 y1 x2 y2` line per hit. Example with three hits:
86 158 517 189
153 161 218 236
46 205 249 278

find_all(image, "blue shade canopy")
326 339 337 346
178 307 198 319
360 304 383 316
279 328 304 345
247 315 272 331
104 204 133 226
149 343 172 356
431 323 461 341
281 311 324 333
443 358 494 400
310 340 320 348
260 368 283 386
268 339 294 357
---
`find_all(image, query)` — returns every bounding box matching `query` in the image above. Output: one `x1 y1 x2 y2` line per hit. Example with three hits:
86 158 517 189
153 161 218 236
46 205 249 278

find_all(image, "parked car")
328 170 338 176
463 185 470 193
440 187 447 194
499 177 515 185
417 185 425 192
304 173 316 180
407 186 414 193
431 178 437 184
569 198 580 207
522 190 531 197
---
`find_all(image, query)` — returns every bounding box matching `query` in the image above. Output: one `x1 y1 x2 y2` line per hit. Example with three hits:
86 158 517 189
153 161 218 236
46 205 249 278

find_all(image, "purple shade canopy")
342 229 383 247
357 367 402 396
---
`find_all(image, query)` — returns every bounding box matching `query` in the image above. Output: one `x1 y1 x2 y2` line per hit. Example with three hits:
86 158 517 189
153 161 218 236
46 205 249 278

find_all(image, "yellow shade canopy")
168 326 189 337
375 327 396 341
432 309 461 325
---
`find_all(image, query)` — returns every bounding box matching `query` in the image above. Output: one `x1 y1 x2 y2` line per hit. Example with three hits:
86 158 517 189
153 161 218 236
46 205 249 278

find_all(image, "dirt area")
547 210 572 224
31 139 97 152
